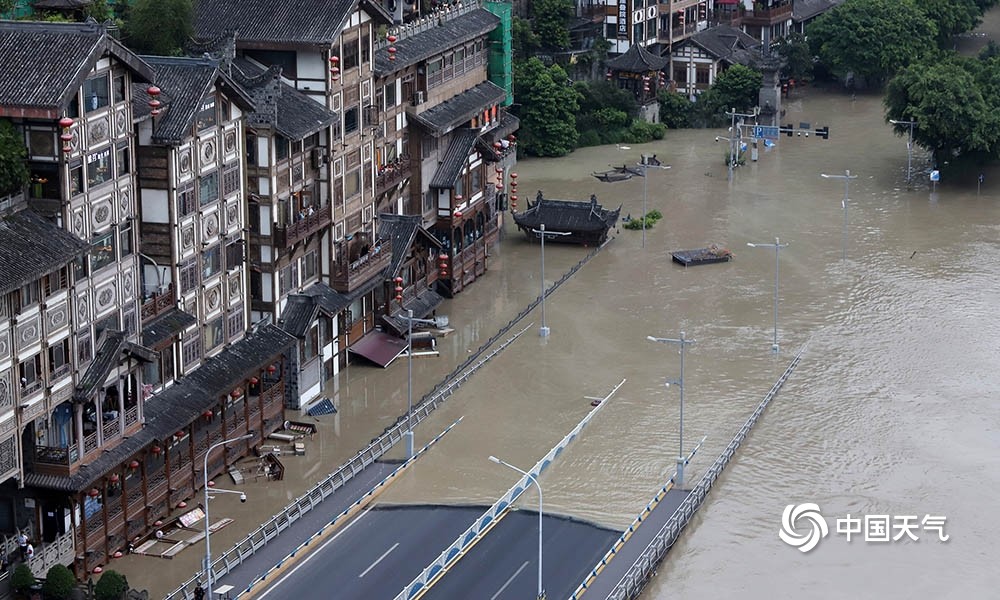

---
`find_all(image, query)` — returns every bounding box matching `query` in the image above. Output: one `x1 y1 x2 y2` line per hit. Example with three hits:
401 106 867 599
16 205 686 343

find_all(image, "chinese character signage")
618 0 629 39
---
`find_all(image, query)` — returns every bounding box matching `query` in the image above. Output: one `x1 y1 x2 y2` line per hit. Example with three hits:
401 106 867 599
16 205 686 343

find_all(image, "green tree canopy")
884 55 1000 163
512 58 579 156
808 0 936 87
0 119 29 196
917 0 981 45
42 564 75 600
700 64 762 115
657 90 692 128
123 0 193 56
775 31 813 83
94 570 129 600
530 0 572 51
511 16 539 62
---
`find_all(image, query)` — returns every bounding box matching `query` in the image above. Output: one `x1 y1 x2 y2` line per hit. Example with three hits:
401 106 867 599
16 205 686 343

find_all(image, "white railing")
392 378 627 600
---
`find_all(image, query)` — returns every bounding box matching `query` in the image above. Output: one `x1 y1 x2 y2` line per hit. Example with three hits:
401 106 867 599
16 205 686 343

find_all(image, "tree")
775 31 813 83
807 0 936 87
123 0 193 56
511 17 539 62
0 119 28 196
10 563 34 596
0 0 15 14
884 56 1000 164
657 90 692 128
512 58 579 156
94 569 129 600
917 0 981 45
42 564 75 600
705 64 762 114
530 0 572 51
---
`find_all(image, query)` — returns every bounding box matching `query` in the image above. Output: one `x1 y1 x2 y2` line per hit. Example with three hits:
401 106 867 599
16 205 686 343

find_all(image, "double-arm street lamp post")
636 161 671 248
531 224 570 337
399 309 445 458
820 169 857 260
747 237 789 353
203 432 252 598
647 333 696 488
488 456 544 600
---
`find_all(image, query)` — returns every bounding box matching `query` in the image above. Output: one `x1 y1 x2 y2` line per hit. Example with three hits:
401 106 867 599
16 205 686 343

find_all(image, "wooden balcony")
273 204 332 249
375 154 412 196
736 2 793 26
140 285 176 323
330 240 392 293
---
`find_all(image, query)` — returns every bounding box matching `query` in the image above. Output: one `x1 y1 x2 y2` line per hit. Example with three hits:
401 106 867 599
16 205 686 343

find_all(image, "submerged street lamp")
531 224 570 337
647 332 696 488
747 237 789 353
489 456 545 599
636 161 670 249
820 169 857 260
888 119 917 184
203 432 252 598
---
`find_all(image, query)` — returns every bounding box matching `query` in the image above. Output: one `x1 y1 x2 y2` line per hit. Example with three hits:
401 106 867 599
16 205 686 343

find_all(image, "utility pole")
889 119 917 184
820 169 858 260
724 108 759 182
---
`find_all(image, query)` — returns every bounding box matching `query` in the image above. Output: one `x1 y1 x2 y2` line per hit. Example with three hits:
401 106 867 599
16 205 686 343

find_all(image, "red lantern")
109 473 119 484
177 501 187 509
455 194 463 202
493 141 502 150
394 276 403 285
495 183 503 191
147 86 161 117
203 410 213 419
329 56 339 64
208 480 215 488
508 134 516 142
394 285 403 294
175 431 185 438
58 116 74 129
93 566 103 574
129 460 140 470
511 194 518 202
249 376 259 385
510 181 517 190
267 365 277 374
454 210 463 219
438 253 448 262
387 35 397 43
388 47 397 60
495 167 503 174
88 488 100 498
151 445 162 455
395 295 403 302
231 389 240 399
510 173 518 179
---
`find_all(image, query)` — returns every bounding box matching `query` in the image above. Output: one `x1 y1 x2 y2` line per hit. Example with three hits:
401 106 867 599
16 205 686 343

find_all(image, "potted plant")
94 570 128 600
41 564 75 600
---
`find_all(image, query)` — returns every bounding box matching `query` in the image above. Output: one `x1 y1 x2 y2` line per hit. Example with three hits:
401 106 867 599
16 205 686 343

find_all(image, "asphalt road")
249 505 619 600
420 510 618 600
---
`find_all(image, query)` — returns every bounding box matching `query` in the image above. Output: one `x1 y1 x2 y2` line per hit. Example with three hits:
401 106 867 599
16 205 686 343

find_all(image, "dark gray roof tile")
429 129 477 189
409 80 506 136
0 21 153 118
381 287 444 336
141 309 197 348
373 8 499 75
685 25 761 62
196 0 355 47
278 295 319 338
232 58 338 140
0 208 89 296
606 43 669 72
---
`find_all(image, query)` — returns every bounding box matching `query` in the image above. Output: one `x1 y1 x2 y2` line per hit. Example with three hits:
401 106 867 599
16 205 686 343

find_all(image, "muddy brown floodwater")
116 16 1000 598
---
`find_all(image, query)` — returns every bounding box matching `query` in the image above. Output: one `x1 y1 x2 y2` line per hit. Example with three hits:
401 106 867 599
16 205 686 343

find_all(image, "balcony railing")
375 154 412 196
140 285 176 323
330 240 392 293
660 22 700 42
273 204 332 249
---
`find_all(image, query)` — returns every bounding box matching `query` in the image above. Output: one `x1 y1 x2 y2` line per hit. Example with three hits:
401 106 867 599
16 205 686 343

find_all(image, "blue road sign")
752 125 780 140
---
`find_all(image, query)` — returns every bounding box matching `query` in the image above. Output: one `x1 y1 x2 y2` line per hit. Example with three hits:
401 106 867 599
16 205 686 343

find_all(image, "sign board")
618 0 629 39
751 125 780 140
930 170 940 182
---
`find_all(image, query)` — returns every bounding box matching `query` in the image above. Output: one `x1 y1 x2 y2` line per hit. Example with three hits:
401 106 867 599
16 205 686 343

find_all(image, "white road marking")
358 542 400 578
257 506 372 600
490 560 530 600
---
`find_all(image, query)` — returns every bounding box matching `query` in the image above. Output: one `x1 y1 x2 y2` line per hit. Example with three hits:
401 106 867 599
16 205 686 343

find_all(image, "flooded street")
117 20 1000 598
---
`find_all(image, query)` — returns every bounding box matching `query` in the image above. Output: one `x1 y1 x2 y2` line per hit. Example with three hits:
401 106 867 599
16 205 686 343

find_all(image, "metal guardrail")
164 325 532 600
393 379 627 600
238 417 464 598
604 342 807 600
569 437 706 600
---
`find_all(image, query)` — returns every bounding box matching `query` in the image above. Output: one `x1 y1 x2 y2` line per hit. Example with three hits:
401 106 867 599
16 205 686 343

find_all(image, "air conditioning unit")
311 147 328 169
411 91 425 106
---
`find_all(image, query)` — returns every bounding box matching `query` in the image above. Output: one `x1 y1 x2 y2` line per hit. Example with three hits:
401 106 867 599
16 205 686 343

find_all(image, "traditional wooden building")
376 213 444 337
195 0 398 370
606 43 669 119
372 2 517 296
669 24 759 99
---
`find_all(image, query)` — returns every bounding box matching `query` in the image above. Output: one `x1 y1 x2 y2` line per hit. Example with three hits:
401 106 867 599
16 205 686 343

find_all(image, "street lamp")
531 224 570 337
888 119 917 184
746 237 789 353
203 432 252 598
820 169 857 260
636 161 671 248
488 456 544 600
398 309 446 458
647 333 696 488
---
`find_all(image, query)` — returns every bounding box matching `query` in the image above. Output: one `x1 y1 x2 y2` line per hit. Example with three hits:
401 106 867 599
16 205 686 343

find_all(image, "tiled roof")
0 208 89 296
793 0 843 22
372 8 500 75
513 195 621 233
195 0 368 47
381 287 444 336
74 331 157 402
409 80 506 136
23 325 295 492
232 58 338 140
302 282 351 314
134 57 220 144
430 128 477 189
141 308 197 348
685 25 761 62
0 21 153 118
278 295 320 338
606 43 669 73
377 213 421 277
